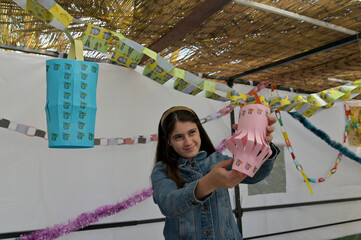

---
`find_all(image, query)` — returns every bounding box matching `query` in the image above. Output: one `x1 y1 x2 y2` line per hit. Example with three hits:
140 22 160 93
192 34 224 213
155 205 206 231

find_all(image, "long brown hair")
155 106 215 188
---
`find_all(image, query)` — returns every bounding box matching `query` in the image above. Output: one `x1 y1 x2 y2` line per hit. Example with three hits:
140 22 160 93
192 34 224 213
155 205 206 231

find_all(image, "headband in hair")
160 106 196 126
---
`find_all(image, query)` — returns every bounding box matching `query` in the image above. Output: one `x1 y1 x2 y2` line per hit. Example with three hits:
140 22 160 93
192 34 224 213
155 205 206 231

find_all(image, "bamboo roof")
1 0 361 93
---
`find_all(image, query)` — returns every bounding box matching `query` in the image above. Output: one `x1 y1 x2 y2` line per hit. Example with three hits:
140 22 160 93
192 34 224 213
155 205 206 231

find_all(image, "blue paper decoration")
45 59 98 148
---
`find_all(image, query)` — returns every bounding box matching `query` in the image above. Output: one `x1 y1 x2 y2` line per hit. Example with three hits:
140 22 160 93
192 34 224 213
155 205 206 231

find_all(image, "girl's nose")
184 135 192 145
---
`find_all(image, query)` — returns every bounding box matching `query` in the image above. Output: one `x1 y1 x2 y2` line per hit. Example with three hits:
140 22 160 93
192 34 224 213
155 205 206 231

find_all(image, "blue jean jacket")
151 143 279 240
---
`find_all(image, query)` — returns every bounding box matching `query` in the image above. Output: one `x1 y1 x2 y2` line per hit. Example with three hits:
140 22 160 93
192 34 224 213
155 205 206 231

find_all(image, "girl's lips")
184 146 195 151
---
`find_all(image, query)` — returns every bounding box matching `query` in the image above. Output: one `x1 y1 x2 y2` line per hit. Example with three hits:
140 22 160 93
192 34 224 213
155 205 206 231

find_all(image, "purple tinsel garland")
19 187 153 240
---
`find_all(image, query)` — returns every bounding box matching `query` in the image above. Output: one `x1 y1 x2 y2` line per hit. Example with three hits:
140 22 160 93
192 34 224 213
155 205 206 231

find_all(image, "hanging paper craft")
45 41 99 148
225 94 272 177
81 23 112 53
143 55 174 84
111 38 144 69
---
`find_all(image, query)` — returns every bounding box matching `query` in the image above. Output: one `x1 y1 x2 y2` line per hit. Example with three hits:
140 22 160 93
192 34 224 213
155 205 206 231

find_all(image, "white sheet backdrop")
0 51 360 240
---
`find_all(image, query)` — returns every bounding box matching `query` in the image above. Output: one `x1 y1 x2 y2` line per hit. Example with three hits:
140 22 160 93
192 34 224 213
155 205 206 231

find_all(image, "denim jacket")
151 143 279 240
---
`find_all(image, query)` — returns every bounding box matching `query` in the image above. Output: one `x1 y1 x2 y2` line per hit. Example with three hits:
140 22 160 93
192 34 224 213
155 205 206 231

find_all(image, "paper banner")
245 95 269 106
24 0 72 31
26 0 54 24
198 80 216 92
81 23 112 53
143 56 174 84
295 94 327 117
173 78 202 95
206 91 230 102
269 95 291 110
111 38 144 69
227 90 247 106
9 0 361 118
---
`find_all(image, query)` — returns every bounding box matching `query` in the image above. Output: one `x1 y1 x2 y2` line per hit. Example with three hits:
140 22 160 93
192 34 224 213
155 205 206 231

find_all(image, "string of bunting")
11 0 361 118
0 105 237 146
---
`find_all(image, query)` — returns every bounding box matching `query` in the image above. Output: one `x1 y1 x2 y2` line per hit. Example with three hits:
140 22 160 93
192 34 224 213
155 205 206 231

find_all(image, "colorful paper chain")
305 104 350 183
276 109 314 195
11 0 361 118
0 105 237 146
275 104 351 195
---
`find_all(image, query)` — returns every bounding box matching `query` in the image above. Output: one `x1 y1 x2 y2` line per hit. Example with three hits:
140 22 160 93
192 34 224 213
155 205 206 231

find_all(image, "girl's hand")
195 159 247 199
232 114 277 145
208 159 247 189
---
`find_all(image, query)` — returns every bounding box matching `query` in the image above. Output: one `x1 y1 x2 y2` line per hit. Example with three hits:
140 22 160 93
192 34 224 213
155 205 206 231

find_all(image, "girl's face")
169 121 201 160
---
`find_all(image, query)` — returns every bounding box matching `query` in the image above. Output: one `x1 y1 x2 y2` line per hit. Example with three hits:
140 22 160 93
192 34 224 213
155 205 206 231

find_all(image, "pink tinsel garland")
19 187 153 240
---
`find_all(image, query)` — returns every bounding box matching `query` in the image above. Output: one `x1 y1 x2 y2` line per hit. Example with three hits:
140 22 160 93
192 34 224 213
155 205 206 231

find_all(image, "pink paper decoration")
225 104 272 177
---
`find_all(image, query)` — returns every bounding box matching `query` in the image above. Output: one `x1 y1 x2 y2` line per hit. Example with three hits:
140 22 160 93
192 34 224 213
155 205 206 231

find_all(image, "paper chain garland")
277 104 361 195
0 105 237 146
11 0 361 118
305 104 350 184
17 188 153 240
275 105 348 195
276 109 313 194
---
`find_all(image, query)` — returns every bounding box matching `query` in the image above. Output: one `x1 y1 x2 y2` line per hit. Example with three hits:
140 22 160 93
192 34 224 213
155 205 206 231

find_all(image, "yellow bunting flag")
320 88 345 103
269 95 291 110
143 57 174 84
174 78 202 95
81 23 112 53
205 91 230 102
27 0 54 23
49 4 73 28
198 80 216 92
111 38 144 69
245 95 269 107
227 90 247 106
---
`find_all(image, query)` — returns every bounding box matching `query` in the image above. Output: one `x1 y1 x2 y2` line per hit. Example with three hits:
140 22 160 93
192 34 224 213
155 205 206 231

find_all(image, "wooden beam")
146 0 231 53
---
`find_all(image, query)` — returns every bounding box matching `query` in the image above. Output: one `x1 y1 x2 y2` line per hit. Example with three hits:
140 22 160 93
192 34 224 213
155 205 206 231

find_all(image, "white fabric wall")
0 51 360 240
0 51 231 240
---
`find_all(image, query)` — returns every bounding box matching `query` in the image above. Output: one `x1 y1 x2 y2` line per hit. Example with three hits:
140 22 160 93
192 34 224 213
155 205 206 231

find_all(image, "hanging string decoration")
305 104 350 183
275 110 313 195
0 104 237 146
18 188 153 240
276 104 352 188
11 0 361 117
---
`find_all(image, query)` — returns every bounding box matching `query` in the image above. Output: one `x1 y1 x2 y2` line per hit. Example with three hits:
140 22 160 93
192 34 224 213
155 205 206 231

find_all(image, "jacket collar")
178 151 207 166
